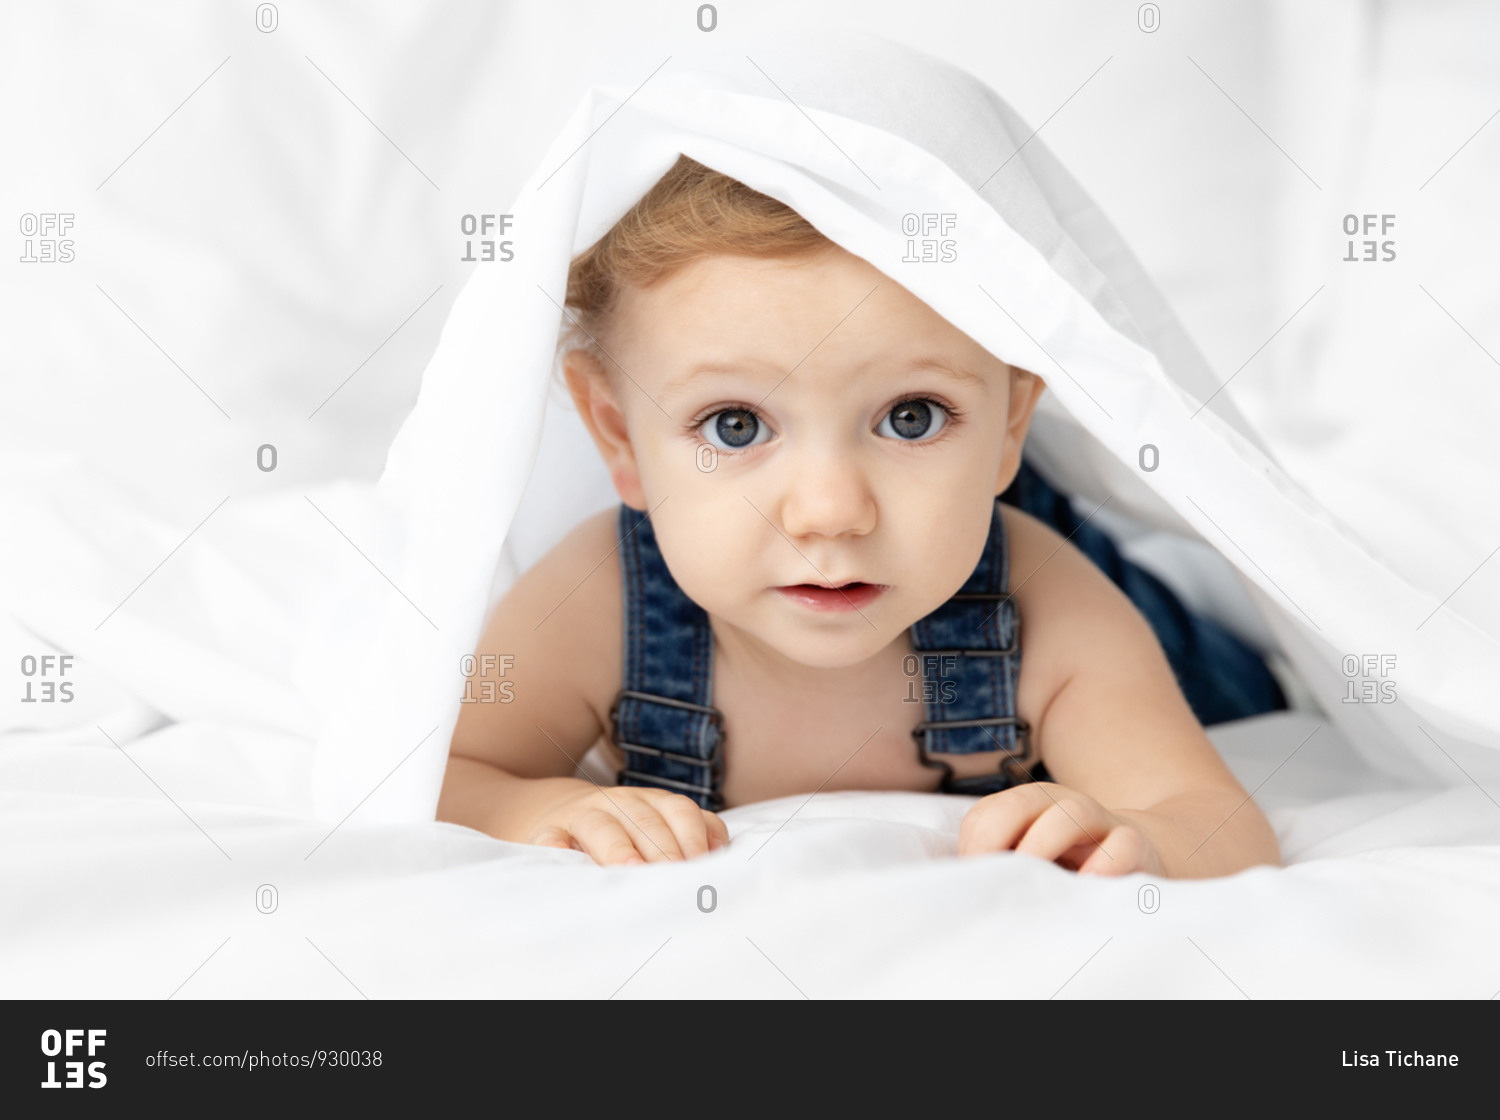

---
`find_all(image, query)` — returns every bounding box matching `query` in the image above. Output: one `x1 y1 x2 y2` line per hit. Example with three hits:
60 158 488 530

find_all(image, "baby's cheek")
902 512 992 604
609 465 646 507
684 569 742 619
652 519 748 610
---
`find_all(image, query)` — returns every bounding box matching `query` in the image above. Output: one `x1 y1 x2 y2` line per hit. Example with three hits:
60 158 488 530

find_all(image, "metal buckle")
609 689 725 806
617 769 719 800
612 689 723 719
612 737 723 771
916 592 1019 657
912 715 1037 790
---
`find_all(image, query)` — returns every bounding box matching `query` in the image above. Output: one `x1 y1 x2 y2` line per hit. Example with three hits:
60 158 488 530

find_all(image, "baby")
437 155 1282 878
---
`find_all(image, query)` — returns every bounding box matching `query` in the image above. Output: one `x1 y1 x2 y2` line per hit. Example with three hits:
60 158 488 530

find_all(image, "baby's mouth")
772 581 889 613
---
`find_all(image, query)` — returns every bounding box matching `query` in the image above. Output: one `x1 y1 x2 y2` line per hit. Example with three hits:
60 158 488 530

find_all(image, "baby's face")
566 245 1044 670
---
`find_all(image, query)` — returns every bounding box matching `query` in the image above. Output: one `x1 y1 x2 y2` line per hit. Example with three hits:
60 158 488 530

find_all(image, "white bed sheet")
4 708 1498 999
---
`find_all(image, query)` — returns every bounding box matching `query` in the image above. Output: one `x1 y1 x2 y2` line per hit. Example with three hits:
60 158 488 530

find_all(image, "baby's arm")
957 506 1281 878
436 509 728 865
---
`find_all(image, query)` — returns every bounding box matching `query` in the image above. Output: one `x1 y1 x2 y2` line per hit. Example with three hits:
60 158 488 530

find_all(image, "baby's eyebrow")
657 361 777 402
899 355 988 386
659 354 988 400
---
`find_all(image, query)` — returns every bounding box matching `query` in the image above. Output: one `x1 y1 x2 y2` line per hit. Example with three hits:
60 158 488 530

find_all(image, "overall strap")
610 504 726 811
908 497 1039 796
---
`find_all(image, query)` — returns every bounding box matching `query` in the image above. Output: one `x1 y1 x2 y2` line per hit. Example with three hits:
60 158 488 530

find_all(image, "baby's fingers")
1014 801 1112 869
613 801 685 863
530 825 577 851
650 795 717 858
1077 826 1154 877
958 785 1052 855
703 811 730 851
571 809 647 866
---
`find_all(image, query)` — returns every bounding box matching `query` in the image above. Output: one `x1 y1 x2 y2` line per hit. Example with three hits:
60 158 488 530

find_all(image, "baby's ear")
996 366 1047 494
562 348 647 510
560 346 605 411
1010 365 1046 430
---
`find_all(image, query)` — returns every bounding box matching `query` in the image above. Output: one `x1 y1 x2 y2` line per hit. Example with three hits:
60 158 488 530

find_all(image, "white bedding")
4 708 1498 998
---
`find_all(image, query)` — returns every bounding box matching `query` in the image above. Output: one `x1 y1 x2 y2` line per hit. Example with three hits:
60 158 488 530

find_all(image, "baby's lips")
772 582 889 612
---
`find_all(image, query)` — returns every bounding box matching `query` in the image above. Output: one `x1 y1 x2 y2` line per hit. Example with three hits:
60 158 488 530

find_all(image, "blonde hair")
559 154 832 365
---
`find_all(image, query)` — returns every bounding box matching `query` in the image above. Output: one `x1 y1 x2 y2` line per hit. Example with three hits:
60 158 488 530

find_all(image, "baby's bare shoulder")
999 502 1081 594
507 504 623 702
509 505 623 630
450 507 623 768
999 502 1159 688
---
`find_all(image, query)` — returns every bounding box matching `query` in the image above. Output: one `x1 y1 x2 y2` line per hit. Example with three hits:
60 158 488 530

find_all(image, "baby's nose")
775 448 877 539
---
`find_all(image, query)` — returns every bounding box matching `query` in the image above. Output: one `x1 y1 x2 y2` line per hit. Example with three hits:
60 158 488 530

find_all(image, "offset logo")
1342 214 1396 262
900 213 957 263
459 654 516 703
902 653 959 705
19 213 76 263
40 1029 106 1089
20 654 75 704
1342 653 1397 703
459 214 514 262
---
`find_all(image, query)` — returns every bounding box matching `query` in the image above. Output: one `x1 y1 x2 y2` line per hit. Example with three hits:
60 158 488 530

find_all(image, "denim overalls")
608 458 1285 812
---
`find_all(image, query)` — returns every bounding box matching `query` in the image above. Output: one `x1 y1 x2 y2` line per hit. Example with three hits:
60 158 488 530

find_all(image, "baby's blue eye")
700 408 772 451
878 399 947 441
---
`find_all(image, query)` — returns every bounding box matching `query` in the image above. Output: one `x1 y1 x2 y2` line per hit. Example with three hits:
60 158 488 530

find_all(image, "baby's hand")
958 782 1165 876
528 786 729 867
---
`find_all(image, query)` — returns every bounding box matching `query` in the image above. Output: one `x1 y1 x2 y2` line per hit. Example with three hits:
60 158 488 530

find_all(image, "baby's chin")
708 589 923 671
753 629 898 672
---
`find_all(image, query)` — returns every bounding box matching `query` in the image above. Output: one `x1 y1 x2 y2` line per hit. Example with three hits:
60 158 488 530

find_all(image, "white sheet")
3 709 1498 998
